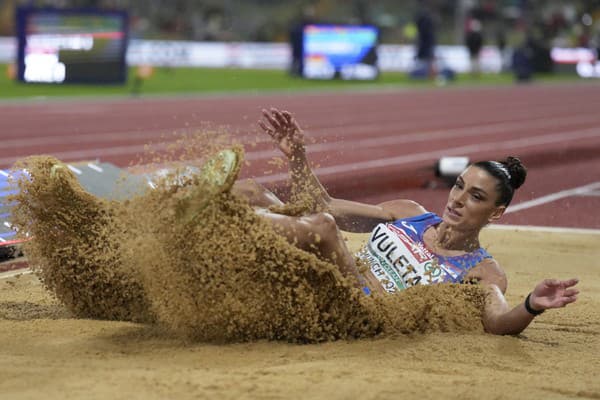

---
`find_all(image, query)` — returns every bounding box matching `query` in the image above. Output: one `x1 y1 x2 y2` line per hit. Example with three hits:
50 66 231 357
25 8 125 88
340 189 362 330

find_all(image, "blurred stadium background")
2 0 599 46
1 0 600 86
1 0 600 252
1 4 599 399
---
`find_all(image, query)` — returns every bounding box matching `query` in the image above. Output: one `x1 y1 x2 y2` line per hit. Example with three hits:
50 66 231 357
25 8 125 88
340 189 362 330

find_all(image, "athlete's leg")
256 209 362 284
232 179 284 208
177 148 245 223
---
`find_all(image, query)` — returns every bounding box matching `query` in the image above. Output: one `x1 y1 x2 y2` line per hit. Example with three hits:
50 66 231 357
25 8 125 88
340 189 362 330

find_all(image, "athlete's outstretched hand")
529 278 579 312
259 108 305 159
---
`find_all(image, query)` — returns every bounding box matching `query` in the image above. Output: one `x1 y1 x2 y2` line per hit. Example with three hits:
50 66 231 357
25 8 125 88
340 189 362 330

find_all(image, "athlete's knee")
301 212 354 268
303 212 338 239
232 179 282 207
232 179 259 197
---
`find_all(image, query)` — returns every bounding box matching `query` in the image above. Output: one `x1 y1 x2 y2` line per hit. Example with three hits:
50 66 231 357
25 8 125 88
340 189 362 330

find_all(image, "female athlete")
18 108 579 336
221 108 580 336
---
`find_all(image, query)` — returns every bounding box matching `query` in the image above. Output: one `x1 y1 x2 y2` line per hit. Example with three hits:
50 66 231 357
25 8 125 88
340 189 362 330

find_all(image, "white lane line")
310 112 600 140
244 113 600 161
0 128 169 148
0 269 33 280
67 164 82 175
487 224 600 235
505 182 600 214
0 142 160 166
87 163 104 172
254 127 600 183
2 118 599 178
0 170 9 177
5 112 599 158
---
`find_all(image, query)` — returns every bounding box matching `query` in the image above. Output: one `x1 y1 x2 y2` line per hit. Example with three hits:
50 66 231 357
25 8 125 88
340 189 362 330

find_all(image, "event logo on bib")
388 224 432 264
359 223 455 293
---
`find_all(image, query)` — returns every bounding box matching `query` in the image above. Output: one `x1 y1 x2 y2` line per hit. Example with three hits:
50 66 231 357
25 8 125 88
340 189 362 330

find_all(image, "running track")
1 82 599 229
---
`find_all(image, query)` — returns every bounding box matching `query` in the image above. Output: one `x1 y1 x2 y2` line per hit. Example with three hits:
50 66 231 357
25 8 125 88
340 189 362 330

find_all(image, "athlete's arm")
327 198 426 232
326 198 429 232
465 258 508 293
259 108 427 232
481 278 579 335
259 108 330 211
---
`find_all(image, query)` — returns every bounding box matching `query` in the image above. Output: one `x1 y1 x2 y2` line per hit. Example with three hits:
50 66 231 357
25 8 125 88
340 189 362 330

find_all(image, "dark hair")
472 156 527 206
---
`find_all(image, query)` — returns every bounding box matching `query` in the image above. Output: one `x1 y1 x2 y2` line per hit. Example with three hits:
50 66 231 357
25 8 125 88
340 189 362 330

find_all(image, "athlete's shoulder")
377 199 428 220
467 258 508 294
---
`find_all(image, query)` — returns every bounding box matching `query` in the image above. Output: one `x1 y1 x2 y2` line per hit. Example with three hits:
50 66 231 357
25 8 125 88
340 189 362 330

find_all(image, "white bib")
357 223 460 293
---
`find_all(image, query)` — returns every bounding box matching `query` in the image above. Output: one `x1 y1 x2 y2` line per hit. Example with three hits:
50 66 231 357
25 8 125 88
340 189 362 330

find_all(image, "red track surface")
2 82 600 229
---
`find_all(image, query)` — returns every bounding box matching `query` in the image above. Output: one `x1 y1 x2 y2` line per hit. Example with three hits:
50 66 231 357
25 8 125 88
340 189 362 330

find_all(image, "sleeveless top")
356 212 492 294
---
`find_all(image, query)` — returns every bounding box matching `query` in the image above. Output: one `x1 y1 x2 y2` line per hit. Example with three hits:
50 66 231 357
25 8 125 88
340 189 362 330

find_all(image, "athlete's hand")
529 278 579 312
259 108 306 159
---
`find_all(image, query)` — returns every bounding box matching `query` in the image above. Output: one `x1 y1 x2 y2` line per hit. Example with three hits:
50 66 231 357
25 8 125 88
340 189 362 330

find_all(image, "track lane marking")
0 129 171 149
0 269 33 279
4 112 599 152
487 224 600 235
244 114 600 161
254 127 600 183
87 163 103 172
506 182 600 214
3 119 600 172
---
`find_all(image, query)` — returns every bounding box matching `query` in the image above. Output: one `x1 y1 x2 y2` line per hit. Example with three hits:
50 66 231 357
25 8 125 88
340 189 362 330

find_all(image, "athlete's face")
442 166 505 230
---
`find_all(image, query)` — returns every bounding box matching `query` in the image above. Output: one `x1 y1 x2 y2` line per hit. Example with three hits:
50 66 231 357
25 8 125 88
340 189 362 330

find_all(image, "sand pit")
1 227 598 399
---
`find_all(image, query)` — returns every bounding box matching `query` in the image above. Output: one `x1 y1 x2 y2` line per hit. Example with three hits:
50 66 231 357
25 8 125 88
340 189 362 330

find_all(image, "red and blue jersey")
356 212 491 294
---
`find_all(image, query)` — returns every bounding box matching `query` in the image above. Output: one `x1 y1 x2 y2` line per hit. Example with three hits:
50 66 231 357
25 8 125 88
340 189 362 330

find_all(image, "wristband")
525 293 544 316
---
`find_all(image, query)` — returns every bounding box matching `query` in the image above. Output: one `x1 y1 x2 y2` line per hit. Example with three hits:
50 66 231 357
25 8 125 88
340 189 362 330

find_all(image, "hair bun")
503 156 527 189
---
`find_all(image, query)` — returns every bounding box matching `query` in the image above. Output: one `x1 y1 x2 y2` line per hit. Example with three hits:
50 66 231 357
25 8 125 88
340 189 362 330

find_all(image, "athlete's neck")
435 222 481 252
